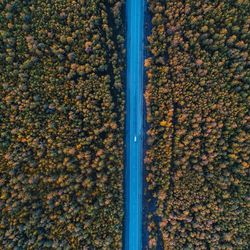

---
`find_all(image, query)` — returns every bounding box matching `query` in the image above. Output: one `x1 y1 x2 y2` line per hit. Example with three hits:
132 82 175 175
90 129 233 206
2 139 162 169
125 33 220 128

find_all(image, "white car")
134 136 137 142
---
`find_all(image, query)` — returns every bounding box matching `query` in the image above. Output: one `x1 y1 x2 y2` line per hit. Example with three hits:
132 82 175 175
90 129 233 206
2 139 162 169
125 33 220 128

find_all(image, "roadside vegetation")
0 0 125 248
145 0 249 249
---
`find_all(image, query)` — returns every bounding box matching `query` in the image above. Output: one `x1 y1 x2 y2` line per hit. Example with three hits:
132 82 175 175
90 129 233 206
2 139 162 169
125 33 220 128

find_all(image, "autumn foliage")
0 0 125 248
145 0 249 249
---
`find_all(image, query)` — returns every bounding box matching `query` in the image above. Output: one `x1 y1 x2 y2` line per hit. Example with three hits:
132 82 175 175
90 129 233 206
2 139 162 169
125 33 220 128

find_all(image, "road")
125 0 144 249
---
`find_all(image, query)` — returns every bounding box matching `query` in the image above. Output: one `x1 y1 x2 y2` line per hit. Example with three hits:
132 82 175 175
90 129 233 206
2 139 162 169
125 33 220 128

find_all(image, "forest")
0 0 249 249
145 0 249 249
0 0 125 248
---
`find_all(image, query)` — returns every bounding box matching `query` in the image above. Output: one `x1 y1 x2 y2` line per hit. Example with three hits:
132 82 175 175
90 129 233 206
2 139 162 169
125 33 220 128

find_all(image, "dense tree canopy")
0 0 125 248
1 0 249 249
145 0 249 249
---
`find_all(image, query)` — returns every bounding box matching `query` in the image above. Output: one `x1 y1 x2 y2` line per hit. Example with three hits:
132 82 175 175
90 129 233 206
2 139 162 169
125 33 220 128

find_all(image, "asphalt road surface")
125 0 144 249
